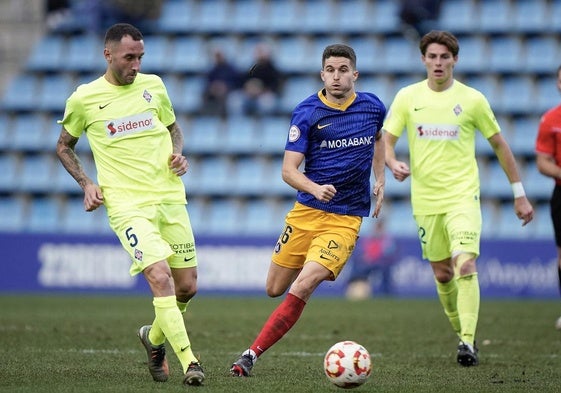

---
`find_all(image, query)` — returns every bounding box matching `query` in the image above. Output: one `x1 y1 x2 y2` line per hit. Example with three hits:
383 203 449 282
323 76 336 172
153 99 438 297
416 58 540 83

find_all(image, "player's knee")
265 285 285 298
175 282 197 300
454 252 477 276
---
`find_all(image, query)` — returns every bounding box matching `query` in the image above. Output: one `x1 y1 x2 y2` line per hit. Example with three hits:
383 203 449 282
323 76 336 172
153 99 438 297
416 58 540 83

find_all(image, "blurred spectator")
399 0 442 40
345 219 398 300
201 48 241 119
230 43 284 117
45 0 72 31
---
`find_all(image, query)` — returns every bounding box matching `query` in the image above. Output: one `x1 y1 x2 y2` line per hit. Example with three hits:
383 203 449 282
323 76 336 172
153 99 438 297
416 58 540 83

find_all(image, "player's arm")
371 131 385 218
282 150 336 203
383 130 410 182
487 132 534 225
56 127 103 211
536 152 561 180
167 121 189 176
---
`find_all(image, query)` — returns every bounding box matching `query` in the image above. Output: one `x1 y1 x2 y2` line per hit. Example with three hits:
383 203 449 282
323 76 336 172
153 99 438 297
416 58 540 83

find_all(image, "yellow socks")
153 296 198 373
456 273 480 346
435 278 461 337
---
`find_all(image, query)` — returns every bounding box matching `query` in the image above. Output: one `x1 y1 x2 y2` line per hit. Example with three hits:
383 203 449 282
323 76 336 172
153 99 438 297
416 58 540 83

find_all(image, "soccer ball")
323 340 372 389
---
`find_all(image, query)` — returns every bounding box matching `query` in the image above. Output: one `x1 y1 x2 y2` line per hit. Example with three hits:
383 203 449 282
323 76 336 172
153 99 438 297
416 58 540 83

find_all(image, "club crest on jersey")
288 125 300 142
415 124 459 140
105 112 154 137
143 89 152 103
134 248 143 261
453 104 462 116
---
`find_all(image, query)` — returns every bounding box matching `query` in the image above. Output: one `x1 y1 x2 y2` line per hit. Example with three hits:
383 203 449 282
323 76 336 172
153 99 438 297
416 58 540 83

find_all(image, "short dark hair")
419 30 459 57
322 44 357 69
104 23 143 45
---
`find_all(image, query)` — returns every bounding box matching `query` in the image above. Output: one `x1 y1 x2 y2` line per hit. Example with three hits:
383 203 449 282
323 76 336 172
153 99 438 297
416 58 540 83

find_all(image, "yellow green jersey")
383 79 500 215
59 74 186 214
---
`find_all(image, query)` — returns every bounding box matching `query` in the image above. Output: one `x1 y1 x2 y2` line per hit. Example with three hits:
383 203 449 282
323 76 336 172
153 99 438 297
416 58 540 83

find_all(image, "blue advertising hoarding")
0 233 557 298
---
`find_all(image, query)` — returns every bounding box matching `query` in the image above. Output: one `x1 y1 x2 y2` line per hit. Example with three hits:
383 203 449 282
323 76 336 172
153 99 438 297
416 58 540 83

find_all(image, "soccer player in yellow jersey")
56 23 204 386
383 30 534 366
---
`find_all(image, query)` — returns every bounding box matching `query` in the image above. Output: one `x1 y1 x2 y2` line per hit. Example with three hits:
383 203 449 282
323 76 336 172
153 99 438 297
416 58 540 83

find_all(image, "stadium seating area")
0 0 558 238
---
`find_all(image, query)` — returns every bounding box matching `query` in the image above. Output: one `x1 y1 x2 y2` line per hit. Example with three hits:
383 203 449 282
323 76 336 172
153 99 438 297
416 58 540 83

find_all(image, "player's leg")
550 186 561 329
417 214 462 337
447 207 481 366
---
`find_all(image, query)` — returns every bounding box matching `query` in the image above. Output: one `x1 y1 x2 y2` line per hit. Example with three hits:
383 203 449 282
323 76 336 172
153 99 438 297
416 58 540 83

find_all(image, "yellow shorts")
272 202 362 280
108 204 197 276
414 206 481 262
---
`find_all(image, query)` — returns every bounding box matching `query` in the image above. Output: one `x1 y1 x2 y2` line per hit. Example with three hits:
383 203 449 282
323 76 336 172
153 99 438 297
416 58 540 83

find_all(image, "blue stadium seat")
168 36 209 74
279 76 320 114
464 75 500 111
241 198 282 235
522 162 551 200
0 113 11 150
53 161 82 193
26 35 66 72
438 0 478 33
37 74 74 112
173 76 204 114
157 0 194 34
190 156 232 195
266 0 301 33
334 0 373 34
229 0 269 34
371 0 399 34
140 36 170 73
266 157 292 196
204 198 240 235
183 116 222 154
384 172 410 198
17 154 56 193
524 36 560 75
534 203 553 239
478 0 513 33
0 196 26 232
275 36 311 73
454 35 487 74
26 197 61 233
498 76 536 115
380 38 418 73
535 77 560 115
193 0 231 33
1 74 39 112
60 197 98 233
259 116 288 154
346 36 383 71
551 1 561 33
356 76 393 107
385 200 416 236
481 199 499 237
495 203 528 239
509 116 539 156
488 36 524 74
512 0 550 33
481 160 510 199
223 116 258 154
9 114 47 152
64 34 105 73
232 157 269 195
300 0 335 34
0 153 18 193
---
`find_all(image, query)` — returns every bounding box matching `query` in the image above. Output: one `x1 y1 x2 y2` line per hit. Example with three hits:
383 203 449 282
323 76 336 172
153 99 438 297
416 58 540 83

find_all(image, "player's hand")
514 197 534 226
388 160 411 182
314 184 337 203
83 183 104 212
371 183 384 218
170 153 189 176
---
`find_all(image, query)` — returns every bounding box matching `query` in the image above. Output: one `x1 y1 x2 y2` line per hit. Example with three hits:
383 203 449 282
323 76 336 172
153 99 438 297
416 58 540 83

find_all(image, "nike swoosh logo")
317 123 332 130
181 346 189 352
413 107 425 111
319 254 331 260
184 256 195 262
99 103 111 109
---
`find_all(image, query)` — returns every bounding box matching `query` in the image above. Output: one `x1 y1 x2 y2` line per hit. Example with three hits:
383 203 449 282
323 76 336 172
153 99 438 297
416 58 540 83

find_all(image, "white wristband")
511 182 526 198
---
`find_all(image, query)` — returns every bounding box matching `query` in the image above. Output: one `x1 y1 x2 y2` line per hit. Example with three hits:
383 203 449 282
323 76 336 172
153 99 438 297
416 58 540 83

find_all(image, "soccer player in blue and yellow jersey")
56 23 204 386
230 44 387 377
383 30 534 366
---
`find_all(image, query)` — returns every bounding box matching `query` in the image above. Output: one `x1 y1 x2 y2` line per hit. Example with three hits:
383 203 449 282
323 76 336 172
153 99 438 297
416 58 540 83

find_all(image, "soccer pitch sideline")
1 295 559 393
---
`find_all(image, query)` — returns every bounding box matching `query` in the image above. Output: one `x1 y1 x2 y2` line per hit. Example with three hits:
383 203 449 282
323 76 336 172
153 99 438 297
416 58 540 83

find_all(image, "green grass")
0 295 560 392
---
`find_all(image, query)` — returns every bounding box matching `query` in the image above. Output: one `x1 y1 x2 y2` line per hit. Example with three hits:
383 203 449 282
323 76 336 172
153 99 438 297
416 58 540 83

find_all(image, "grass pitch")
0 295 560 393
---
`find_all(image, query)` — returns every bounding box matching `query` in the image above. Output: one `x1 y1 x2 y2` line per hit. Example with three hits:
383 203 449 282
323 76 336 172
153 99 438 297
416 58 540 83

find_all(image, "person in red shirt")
535 65 561 330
